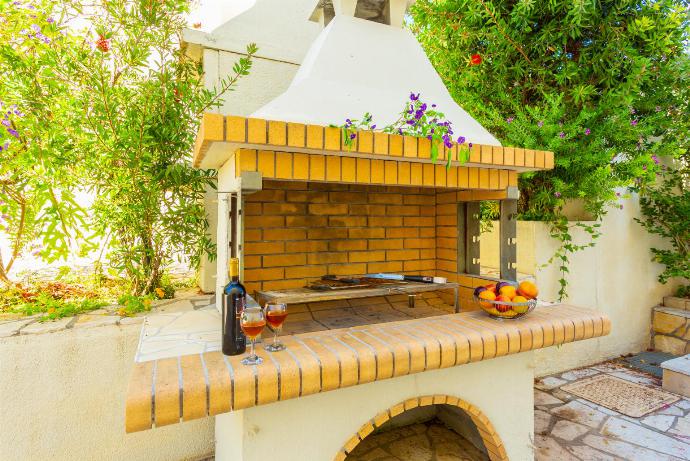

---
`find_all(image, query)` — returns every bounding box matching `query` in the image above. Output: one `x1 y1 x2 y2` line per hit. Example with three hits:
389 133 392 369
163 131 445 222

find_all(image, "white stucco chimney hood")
252 15 501 147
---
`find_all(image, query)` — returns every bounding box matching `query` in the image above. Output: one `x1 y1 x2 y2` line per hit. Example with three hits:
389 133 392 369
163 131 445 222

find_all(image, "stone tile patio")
346 420 488 461
535 362 690 460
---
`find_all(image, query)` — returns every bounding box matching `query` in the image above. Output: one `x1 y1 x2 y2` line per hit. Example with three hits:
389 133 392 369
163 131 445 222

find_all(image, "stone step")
663 296 690 310
660 354 690 398
652 306 690 355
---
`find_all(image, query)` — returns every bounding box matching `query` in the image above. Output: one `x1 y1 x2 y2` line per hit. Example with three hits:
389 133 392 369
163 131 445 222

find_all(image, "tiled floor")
535 361 690 460
345 420 488 461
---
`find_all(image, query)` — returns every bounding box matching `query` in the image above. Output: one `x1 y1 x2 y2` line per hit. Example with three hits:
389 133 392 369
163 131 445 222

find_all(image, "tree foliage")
410 0 689 297
637 160 690 289
0 0 256 294
410 0 688 218
0 1 88 284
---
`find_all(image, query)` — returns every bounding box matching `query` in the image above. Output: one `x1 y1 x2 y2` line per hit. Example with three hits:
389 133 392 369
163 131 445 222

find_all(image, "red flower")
96 35 110 53
470 53 482 65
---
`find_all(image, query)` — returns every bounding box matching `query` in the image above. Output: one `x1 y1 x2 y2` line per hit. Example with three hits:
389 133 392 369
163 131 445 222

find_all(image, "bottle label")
234 295 246 318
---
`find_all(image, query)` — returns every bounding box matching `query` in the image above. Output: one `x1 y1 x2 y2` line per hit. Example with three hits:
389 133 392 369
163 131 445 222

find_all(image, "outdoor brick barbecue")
125 113 610 460
125 14 611 461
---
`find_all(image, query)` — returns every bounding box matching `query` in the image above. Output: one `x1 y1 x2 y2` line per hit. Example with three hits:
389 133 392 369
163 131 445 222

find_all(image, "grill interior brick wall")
242 180 506 310
243 180 443 293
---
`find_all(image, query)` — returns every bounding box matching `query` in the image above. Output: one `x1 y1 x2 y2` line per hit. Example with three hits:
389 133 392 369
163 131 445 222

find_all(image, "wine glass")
240 307 266 365
264 303 288 352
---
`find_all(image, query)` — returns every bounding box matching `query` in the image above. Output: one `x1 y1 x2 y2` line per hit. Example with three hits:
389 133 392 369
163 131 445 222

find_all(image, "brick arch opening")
333 394 508 461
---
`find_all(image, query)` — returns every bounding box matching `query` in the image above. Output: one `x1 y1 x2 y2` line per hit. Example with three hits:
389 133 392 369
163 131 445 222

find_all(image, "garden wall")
0 318 214 461
481 194 677 376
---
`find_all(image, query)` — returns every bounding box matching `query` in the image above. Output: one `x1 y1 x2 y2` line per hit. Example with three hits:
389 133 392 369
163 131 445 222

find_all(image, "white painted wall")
497 195 676 376
0 324 214 461
216 352 536 461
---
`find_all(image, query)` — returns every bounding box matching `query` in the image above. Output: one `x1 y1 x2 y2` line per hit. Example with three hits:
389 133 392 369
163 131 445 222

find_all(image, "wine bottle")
222 257 247 355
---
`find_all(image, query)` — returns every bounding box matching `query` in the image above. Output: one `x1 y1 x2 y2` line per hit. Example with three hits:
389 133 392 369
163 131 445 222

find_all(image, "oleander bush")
0 0 255 297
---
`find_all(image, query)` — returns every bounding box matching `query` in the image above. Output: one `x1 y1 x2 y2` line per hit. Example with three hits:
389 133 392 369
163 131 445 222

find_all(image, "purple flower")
370 124 376 129
397 128 403 135
468 142 473 148
630 108 636 114
426 135 433 140
537 121 544 128
345 118 352 127
642 165 647 171
584 128 591 135
47 17 55 23
1 119 10 128
651 155 659 164
554 192 561 198
406 119 416 126
409 93 420 101
457 136 466 144
616 192 621 197
7 128 18 138
20 29 30 35
558 131 565 138
431 104 436 108
506 117 514 123
36 32 50 43
349 133 356 140
414 110 424 120
419 103 427 112
31 24 40 32
630 119 638 126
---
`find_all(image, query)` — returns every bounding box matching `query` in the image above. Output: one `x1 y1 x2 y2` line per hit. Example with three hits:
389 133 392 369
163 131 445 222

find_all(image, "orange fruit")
499 285 517 299
512 295 528 304
517 280 538 299
484 283 496 294
477 290 496 308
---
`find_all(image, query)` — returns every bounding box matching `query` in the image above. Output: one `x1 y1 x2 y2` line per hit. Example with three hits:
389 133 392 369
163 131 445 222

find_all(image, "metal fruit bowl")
473 295 538 320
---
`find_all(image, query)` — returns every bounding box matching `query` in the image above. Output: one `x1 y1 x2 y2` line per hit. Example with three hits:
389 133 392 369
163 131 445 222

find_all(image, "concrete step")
652 306 690 355
660 354 690 398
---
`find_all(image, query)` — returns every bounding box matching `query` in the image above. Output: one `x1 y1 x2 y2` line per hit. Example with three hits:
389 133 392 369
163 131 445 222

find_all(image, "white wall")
0 324 214 461
528 195 677 375
216 352 535 461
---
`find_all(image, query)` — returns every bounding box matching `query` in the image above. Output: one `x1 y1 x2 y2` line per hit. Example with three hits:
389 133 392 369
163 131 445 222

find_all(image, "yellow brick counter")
125 304 609 433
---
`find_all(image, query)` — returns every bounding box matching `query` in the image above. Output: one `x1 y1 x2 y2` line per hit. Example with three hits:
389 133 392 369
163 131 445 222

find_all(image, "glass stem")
273 330 279 346
250 338 256 358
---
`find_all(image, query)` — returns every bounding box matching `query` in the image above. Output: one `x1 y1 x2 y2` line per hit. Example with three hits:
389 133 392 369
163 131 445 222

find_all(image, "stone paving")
346 420 488 461
0 290 214 338
535 361 690 460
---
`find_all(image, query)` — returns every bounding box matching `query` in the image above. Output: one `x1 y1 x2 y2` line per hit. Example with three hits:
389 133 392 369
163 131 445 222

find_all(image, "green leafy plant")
0 1 90 284
410 0 689 298
68 1 256 295
116 294 154 317
637 161 690 291
1 0 257 296
338 93 471 166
